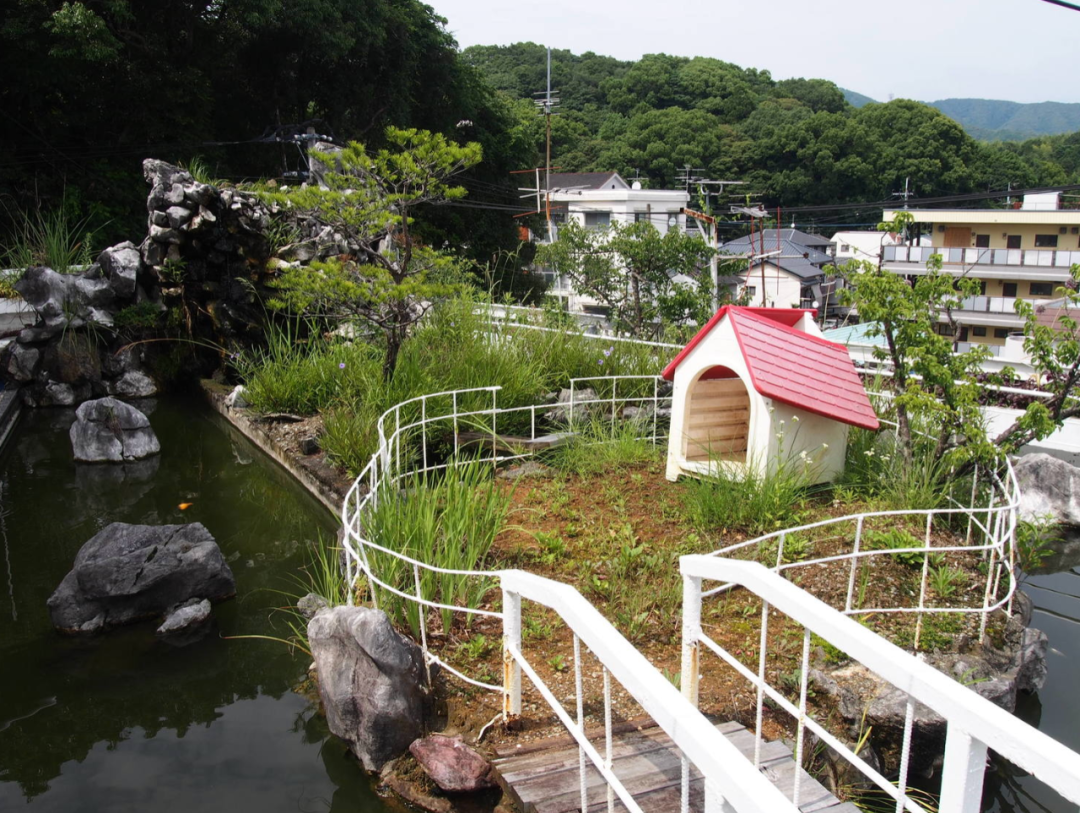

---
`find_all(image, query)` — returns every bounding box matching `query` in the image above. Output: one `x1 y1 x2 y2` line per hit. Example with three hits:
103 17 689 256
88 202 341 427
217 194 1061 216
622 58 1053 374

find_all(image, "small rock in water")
156 598 212 644
409 734 497 793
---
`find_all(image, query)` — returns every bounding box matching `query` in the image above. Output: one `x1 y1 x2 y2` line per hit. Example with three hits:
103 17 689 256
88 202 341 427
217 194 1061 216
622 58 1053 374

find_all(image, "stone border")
199 380 348 519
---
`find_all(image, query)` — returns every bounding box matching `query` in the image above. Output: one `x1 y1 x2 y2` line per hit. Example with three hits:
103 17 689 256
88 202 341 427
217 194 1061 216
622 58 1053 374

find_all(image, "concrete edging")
199 380 344 520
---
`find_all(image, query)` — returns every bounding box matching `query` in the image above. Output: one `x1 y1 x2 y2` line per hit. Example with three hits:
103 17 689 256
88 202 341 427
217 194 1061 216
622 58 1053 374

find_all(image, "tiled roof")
662 306 879 430
547 172 626 191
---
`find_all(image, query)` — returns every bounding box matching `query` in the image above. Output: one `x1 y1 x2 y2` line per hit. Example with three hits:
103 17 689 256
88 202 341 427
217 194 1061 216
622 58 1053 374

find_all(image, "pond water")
984 551 1080 813
0 396 393 812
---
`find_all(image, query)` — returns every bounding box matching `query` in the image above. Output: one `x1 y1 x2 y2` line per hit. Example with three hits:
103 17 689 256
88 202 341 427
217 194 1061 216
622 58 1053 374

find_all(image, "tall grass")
240 295 668 474
684 448 823 537
1 203 98 273
545 414 661 476
360 459 512 639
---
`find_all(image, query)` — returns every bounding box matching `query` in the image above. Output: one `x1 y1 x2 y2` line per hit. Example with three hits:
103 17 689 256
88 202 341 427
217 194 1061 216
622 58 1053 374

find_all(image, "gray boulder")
1014 453 1080 526
110 370 158 399
409 734 496 793
47 522 235 633
6 343 40 382
308 605 429 771
549 387 597 425
70 397 160 462
97 241 142 298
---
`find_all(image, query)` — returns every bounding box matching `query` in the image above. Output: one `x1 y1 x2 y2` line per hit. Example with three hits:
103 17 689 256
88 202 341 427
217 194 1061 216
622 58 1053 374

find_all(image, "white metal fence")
336 372 1080 812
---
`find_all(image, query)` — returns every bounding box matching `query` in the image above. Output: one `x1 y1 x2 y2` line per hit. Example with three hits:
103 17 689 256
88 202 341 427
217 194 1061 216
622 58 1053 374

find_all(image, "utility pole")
682 207 720 311
532 47 560 239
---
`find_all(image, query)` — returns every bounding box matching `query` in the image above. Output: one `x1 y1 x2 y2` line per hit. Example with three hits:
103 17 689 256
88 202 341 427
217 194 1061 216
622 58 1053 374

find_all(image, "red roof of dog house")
661 306 880 431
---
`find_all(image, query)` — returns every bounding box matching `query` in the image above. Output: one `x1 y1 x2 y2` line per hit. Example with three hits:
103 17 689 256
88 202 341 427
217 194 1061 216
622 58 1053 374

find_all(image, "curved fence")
334 375 1059 813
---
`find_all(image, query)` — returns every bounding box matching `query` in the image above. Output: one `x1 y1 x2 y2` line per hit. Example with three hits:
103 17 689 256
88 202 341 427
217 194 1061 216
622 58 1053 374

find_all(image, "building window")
972 326 987 337
1003 282 1018 297
1006 235 1022 249
584 211 611 230
1034 234 1059 248
634 211 650 223
745 286 756 298
978 281 987 295
975 234 990 248
994 328 1010 339
840 244 850 252
1030 282 1054 296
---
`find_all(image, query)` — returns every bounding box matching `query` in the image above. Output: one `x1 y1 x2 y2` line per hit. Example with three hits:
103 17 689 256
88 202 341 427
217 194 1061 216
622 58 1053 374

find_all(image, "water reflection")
0 397 387 811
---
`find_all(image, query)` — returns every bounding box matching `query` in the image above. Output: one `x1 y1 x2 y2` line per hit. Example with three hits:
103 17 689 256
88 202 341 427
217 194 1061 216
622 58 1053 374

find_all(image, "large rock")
97 241 142 299
409 734 496 793
70 397 160 462
308 605 429 771
1014 453 1080 526
47 522 236 633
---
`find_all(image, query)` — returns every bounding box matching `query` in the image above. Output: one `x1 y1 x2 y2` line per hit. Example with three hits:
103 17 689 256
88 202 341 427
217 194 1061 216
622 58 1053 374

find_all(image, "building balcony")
882 245 1080 280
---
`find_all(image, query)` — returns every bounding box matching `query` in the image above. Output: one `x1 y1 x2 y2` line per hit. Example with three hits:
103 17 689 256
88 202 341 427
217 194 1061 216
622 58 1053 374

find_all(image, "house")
716 229 842 316
539 172 694 315
662 306 879 484
831 230 903 265
882 191 1080 356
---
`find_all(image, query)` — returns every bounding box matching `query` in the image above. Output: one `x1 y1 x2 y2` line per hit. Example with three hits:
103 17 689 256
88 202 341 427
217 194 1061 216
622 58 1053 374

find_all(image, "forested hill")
463 43 1080 220
928 99 1080 141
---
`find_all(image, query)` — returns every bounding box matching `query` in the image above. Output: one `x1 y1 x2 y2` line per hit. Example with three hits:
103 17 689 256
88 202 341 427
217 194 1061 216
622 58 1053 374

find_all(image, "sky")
426 0 1080 105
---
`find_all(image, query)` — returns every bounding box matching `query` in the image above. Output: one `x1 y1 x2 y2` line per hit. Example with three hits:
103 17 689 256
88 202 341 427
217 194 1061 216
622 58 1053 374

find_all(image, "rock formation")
47 522 235 633
69 397 160 462
308 605 429 771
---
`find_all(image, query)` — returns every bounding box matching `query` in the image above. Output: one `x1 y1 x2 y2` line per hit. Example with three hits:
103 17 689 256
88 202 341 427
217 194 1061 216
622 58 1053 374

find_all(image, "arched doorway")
682 366 751 464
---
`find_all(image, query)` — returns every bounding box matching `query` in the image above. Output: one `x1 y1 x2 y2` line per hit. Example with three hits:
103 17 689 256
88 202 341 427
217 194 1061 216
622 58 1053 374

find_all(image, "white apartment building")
540 172 692 314
882 192 1080 355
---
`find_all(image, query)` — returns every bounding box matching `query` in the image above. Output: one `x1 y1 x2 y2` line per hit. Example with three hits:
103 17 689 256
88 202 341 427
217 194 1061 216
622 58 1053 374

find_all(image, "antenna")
531 46 561 236
891 176 915 210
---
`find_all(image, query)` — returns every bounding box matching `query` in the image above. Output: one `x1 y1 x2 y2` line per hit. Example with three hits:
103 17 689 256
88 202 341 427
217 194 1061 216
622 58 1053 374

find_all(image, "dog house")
662 306 879 483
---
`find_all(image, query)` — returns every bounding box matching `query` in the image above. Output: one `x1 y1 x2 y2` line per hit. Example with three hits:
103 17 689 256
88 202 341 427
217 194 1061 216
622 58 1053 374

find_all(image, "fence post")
502 586 522 722
681 574 702 706
939 728 988 813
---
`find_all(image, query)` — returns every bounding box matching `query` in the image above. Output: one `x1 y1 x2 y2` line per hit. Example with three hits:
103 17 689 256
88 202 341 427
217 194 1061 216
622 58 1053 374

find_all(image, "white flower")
791 415 800 422
821 443 829 450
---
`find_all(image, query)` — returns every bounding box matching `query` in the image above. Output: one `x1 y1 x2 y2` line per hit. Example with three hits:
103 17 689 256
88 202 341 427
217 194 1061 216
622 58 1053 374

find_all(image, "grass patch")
1 201 99 273
361 458 513 639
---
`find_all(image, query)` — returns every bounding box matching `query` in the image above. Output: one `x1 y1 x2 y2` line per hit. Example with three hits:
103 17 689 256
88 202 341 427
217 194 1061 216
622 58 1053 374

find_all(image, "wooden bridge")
491 718 858 813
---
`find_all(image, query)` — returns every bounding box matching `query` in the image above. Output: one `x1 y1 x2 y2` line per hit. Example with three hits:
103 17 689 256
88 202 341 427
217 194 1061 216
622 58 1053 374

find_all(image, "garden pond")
0 395 395 812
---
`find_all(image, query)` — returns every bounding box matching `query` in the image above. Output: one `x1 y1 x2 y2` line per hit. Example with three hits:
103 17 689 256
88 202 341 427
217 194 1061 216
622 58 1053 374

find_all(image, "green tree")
840 214 989 466
994 267 1080 453
266 128 482 379
535 220 715 339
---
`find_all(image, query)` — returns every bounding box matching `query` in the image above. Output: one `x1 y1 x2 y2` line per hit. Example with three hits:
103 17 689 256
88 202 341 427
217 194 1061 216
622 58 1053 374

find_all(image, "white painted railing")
679 556 1080 813
704 457 1020 643
885 245 1080 269
336 351 1079 811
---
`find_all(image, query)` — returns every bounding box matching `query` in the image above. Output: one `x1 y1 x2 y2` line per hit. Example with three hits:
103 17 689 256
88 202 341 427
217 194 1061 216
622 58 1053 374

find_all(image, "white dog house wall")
662 306 879 484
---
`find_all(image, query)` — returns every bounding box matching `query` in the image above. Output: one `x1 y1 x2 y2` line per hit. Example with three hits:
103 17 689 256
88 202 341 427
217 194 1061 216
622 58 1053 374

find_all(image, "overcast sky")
427 0 1080 105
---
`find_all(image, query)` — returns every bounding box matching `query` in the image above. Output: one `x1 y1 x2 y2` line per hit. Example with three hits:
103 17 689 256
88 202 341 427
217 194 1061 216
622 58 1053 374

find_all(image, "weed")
863 529 933 568
548 654 567 672
928 564 967 598
1015 514 1060 572
459 633 494 660
1 200 99 273
661 668 681 689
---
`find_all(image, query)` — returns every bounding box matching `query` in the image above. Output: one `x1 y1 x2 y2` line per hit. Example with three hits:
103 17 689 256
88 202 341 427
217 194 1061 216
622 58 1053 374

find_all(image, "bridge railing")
679 556 1080 813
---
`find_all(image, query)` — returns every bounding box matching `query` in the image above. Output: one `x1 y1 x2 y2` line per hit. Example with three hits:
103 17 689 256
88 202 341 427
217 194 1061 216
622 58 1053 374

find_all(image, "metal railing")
703 455 1020 643
884 244 1080 269
679 556 1080 813
335 355 1080 811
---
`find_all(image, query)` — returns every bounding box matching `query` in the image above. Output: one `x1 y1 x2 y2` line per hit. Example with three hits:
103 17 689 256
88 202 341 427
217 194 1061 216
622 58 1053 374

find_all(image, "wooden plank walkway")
492 719 860 813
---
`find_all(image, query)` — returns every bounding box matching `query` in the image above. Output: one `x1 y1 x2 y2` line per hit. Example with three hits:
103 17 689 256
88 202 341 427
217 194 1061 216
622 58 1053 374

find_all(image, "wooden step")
493 718 859 813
